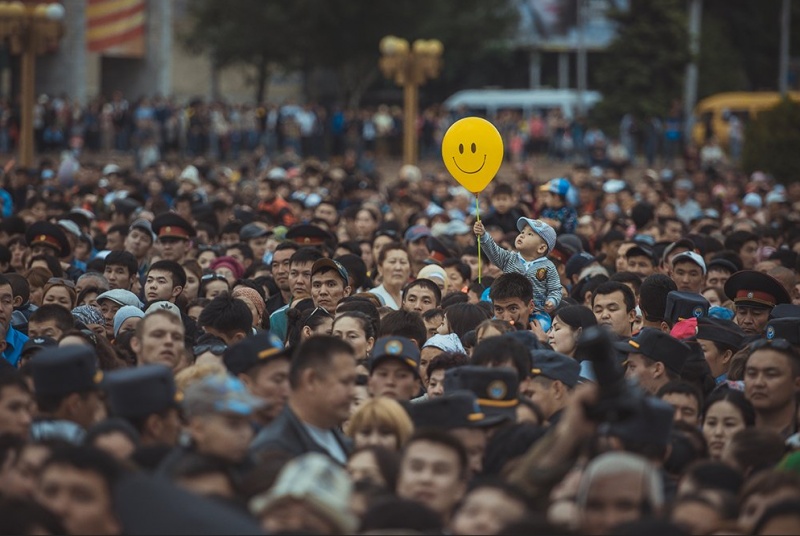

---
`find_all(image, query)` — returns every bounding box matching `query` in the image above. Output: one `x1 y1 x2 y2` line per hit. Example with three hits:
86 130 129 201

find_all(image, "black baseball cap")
696 318 745 351
223 333 291 375
530 350 580 388
104 365 180 419
443 366 519 422
765 317 800 346
664 291 709 324
615 328 691 375
21 336 57 357
369 336 420 378
31 345 102 397
405 391 505 429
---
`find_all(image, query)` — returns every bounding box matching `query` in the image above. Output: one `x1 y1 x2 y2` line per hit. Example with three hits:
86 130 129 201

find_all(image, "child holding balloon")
473 217 562 330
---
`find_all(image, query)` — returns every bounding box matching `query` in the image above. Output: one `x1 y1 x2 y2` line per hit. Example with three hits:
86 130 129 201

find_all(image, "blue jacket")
3 326 28 367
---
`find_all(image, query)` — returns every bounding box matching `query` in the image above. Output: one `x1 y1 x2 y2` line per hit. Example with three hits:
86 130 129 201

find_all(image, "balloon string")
476 196 481 285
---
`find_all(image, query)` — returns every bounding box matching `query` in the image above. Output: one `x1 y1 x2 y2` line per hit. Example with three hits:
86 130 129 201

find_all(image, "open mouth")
452 155 487 174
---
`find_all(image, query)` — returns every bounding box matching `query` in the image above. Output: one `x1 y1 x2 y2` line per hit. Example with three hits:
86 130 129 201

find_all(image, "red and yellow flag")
86 0 146 57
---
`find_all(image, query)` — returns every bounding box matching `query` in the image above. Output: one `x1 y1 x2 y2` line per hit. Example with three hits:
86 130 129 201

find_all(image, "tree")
591 0 690 132
302 0 518 107
181 0 309 102
183 0 517 107
742 99 800 184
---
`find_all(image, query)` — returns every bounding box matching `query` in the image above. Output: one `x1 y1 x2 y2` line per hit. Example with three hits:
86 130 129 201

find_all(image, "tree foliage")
181 0 310 102
699 0 800 97
182 0 517 106
591 0 690 130
742 99 800 185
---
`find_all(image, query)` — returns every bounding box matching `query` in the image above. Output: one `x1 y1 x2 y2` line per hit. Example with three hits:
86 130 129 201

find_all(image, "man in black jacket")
250 335 355 463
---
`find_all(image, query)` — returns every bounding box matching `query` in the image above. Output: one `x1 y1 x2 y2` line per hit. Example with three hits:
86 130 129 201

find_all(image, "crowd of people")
4 91 738 176
0 115 797 535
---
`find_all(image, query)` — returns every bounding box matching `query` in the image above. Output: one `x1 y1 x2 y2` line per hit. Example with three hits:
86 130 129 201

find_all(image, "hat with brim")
695 317 745 350
369 336 420 378
97 289 144 309
770 304 800 320
311 258 349 285
443 366 519 423
724 270 791 309
765 317 800 346
707 258 739 275
670 251 707 275
26 221 71 257
615 328 691 375
285 224 335 247
406 390 506 429
152 213 196 240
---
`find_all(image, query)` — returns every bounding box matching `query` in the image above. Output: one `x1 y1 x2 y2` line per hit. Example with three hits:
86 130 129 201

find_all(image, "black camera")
574 326 643 423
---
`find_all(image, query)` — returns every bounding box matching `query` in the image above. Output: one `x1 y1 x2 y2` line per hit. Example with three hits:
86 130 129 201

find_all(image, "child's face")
542 192 564 208
516 226 547 258
491 193 514 214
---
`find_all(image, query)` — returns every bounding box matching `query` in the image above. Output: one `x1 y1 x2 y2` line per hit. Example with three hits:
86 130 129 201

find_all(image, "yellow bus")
692 91 800 147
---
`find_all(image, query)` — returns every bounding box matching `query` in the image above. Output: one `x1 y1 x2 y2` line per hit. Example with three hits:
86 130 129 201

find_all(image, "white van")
442 89 602 120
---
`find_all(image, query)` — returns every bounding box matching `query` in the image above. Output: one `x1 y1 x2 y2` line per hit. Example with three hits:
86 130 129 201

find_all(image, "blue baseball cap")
517 218 556 253
540 177 571 197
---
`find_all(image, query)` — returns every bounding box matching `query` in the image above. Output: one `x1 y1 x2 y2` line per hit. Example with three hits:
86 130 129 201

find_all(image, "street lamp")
0 1 65 167
379 35 443 165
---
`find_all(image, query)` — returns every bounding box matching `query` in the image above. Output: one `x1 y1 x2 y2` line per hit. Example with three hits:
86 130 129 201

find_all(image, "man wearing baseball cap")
310 258 351 312
404 224 431 276
625 241 657 279
103 365 182 447
670 251 706 294
182 374 264 464
618 328 691 395
724 270 791 337
368 336 422 401
526 350 580 424
407 390 504 475
223 333 292 423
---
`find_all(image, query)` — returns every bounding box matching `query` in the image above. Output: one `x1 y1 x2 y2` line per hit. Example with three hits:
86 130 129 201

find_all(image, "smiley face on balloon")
442 117 504 194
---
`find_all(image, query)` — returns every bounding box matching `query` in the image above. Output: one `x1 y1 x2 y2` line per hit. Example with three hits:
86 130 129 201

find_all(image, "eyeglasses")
47 278 76 289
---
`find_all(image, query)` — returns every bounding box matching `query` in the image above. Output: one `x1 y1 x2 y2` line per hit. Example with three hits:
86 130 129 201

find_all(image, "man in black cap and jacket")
29 346 103 443
251 336 354 463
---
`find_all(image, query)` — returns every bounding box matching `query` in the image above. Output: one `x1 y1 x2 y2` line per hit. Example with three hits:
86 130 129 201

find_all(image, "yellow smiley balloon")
441 117 504 194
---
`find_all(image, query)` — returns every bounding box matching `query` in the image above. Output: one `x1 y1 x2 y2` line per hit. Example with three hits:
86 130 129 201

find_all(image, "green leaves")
742 98 800 185
593 0 690 128
182 0 517 106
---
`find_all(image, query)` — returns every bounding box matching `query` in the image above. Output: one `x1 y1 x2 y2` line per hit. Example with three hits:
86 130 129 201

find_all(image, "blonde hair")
174 363 228 392
344 397 414 448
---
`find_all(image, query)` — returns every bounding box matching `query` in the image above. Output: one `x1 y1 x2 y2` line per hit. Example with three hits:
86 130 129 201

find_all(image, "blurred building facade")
31 0 299 103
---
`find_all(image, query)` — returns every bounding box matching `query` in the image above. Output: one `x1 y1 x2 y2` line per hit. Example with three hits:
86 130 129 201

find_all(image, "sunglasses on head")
48 278 76 289
749 337 800 357
193 342 227 356
307 306 331 320
201 274 229 283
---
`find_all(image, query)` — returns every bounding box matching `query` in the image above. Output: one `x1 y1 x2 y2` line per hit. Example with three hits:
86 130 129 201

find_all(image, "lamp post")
379 36 443 165
0 1 65 167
